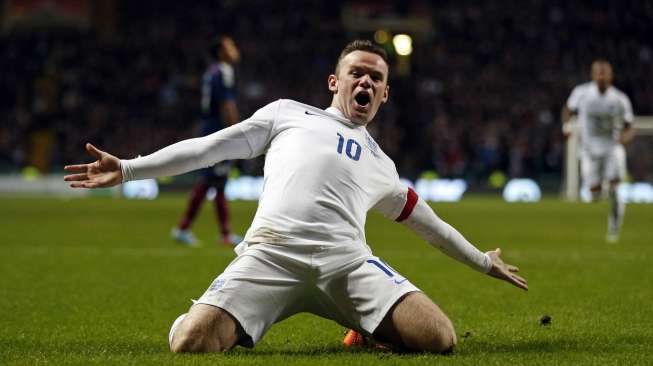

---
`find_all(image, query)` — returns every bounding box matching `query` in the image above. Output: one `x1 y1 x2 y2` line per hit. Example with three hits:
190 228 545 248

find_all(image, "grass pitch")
1 194 652 365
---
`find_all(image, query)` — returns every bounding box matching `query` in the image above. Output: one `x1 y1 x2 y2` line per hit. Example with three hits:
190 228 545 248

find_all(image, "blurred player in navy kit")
172 36 242 246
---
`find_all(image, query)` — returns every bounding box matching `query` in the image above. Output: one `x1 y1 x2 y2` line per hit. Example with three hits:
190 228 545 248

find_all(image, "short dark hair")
208 35 224 60
335 40 389 75
592 59 611 67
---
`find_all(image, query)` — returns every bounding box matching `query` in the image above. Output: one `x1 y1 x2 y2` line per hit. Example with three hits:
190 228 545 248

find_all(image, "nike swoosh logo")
394 278 408 284
305 110 320 116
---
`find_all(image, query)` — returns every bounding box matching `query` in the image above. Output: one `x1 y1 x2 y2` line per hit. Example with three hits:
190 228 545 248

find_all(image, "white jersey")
238 100 408 247
121 98 491 272
566 82 634 155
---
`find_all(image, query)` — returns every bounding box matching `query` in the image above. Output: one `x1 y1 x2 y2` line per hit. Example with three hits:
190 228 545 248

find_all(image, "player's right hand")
486 248 528 291
64 143 123 188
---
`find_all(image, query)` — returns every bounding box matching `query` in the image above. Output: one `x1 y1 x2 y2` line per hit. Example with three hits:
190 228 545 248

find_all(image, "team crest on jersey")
208 278 227 292
365 134 380 157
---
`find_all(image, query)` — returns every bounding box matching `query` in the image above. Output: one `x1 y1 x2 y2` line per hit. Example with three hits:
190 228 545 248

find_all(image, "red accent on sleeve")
396 187 418 222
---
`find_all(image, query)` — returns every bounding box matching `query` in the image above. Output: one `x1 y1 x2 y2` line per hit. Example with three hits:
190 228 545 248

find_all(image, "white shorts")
581 145 626 189
195 242 420 347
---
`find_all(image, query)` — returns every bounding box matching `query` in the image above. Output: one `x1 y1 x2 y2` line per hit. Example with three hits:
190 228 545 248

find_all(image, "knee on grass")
170 326 230 353
169 315 229 353
398 315 457 353
422 318 457 354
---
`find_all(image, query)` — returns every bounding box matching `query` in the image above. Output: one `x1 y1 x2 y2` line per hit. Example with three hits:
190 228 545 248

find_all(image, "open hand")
486 248 528 291
64 143 122 188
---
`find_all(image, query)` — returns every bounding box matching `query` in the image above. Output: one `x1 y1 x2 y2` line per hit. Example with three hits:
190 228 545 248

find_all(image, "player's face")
328 51 389 124
220 37 241 64
591 62 613 89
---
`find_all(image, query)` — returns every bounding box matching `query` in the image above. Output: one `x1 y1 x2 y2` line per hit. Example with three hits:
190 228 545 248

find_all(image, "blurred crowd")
2 0 652 186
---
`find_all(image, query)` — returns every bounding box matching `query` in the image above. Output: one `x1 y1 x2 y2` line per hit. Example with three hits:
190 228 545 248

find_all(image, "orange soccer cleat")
343 329 367 347
343 329 391 351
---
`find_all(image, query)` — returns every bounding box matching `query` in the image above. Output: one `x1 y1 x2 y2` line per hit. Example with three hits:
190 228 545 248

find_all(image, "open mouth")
354 91 371 108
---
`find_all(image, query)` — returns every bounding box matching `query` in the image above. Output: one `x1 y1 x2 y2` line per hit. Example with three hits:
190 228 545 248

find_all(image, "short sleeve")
566 85 584 112
621 94 634 124
237 100 282 157
373 180 419 222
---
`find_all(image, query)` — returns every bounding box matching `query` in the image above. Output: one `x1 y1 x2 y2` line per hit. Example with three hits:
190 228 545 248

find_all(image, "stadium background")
2 0 652 194
2 2 653 365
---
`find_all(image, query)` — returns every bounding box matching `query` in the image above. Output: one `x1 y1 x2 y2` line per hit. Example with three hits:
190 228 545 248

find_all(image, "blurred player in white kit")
64 40 527 353
562 60 635 243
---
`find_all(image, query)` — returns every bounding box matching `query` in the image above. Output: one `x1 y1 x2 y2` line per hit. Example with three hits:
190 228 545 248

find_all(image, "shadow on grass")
5 334 649 360
228 345 365 356
228 345 454 359
2 339 391 359
0 338 592 359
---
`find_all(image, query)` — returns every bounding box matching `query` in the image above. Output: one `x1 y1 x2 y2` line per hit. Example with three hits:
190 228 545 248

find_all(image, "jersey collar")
325 106 345 118
324 106 366 129
591 81 614 96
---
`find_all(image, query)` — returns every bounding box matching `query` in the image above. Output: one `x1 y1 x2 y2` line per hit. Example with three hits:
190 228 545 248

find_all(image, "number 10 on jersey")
336 133 362 161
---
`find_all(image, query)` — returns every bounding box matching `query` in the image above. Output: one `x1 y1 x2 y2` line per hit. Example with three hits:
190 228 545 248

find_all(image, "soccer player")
64 40 527 354
171 35 242 246
562 60 635 243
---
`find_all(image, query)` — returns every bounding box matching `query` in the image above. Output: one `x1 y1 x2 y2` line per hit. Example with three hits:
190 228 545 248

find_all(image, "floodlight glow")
374 30 389 44
414 178 467 202
393 34 412 56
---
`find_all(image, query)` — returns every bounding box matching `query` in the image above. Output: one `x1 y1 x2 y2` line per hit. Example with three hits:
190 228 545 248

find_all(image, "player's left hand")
64 143 123 188
486 248 528 291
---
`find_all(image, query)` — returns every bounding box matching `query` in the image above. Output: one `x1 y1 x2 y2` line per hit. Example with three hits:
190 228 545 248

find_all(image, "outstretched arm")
64 100 281 188
64 143 123 188
64 124 253 188
398 192 528 291
119 124 253 182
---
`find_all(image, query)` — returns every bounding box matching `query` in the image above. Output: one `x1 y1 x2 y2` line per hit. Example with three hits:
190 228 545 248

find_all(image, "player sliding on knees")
64 40 527 354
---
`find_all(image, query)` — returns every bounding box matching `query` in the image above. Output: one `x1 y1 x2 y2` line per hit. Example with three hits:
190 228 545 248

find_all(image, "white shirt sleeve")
621 93 634 125
372 181 408 220
566 85 584 112
373 180 492 273
401 197 493 273
121 100 280 182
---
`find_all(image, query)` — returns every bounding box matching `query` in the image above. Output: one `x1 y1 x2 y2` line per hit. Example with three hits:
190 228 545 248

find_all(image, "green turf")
1 194 652 365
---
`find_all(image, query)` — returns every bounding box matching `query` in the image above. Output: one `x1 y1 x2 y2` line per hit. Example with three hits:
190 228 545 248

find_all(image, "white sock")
608 188 625 235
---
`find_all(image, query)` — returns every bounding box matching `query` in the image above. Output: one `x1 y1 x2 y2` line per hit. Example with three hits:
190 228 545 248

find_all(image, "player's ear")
381 85 389 103
328 74 338 94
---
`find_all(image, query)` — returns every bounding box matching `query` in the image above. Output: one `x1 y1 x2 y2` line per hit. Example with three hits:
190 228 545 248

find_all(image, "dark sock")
178 183 209 230
214 189 230 238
